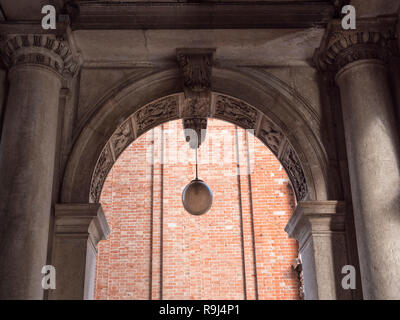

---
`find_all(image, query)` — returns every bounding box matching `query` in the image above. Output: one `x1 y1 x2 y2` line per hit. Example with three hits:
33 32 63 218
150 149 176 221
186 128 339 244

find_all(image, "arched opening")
61 68 332 206
57 68 337 300
94 118 300 300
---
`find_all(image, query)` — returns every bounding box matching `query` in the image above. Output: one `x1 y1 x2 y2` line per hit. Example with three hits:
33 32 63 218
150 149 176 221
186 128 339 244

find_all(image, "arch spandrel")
62 68 330 205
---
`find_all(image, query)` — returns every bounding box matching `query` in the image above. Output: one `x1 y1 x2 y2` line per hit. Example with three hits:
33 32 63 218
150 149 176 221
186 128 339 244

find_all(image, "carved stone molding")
134 95 179 136
89 143 114 203
258 117 285 156
177 48 215 100
0 34 78 77
110 119 135 159
89 95 179 203
89 93 309 203
281 143 308 201
314 18 398 73
177 49 214 149
181 96 210 118
214 95 258 129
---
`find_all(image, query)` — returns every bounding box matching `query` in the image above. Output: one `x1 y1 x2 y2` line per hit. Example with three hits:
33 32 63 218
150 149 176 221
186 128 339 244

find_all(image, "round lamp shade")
182 179 213 216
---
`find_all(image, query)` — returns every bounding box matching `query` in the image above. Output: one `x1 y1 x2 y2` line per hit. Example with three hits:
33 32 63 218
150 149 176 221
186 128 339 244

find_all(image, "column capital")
314 17 398 74
285 201 346 249
285 201 351 299
0 34 79 78
55 203 110 250
52 203 110 299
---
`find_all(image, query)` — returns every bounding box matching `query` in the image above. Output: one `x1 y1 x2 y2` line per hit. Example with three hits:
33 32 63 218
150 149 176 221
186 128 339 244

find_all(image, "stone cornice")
285 201 346 250
71 2 336 30
0 34 78 78
314 17 398 73
55 203 110 249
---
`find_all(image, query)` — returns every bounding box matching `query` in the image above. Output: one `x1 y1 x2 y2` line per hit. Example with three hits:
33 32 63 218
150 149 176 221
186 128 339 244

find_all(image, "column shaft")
0 65 62 299
336 60 400 299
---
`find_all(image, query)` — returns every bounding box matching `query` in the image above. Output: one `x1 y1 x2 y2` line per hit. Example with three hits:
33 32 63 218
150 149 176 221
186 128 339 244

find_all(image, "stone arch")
61 68 330 205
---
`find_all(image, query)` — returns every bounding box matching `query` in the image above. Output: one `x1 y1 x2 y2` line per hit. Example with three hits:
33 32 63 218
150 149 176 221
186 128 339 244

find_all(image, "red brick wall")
94 119 299 300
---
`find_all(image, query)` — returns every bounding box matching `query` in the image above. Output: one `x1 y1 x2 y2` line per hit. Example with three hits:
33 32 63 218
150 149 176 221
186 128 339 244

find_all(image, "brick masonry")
94 119 299 300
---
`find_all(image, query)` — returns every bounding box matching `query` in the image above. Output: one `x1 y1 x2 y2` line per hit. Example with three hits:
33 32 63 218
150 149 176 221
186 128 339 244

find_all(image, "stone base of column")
285 201 353 300
48 204 110 300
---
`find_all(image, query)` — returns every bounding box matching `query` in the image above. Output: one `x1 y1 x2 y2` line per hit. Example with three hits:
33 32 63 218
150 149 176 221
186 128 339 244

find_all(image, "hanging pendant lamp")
182 146 213 216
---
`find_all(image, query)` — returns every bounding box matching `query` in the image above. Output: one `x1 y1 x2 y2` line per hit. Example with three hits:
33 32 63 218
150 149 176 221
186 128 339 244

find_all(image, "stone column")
49 204 110 300
285 201 352 300
315 19 400 299
0 35 77 299
0 68 6 136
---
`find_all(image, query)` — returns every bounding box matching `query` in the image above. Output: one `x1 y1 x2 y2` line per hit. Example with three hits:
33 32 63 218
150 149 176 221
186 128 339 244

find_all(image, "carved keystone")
177 48 215 149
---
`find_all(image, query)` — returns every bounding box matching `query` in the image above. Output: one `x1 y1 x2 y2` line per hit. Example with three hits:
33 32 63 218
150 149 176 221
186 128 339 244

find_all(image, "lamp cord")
195 147 198 180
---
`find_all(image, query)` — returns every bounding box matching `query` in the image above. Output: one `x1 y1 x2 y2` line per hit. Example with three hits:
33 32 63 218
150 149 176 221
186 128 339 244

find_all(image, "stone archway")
88 92 308 205
61 67 330 205
55 67 350 300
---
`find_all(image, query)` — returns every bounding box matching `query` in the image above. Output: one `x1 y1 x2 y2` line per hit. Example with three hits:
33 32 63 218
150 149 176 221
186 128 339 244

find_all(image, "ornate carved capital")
314 18 398 73
0 34 78 77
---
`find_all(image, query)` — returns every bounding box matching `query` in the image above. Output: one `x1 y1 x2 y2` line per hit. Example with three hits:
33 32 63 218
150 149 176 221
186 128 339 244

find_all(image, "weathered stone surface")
0 64 62 299
49 203 110 300
336 59 400 299
214 95 258 129
285 201 351 300
1 34 78 77
314 18 398 73
2 1 397 301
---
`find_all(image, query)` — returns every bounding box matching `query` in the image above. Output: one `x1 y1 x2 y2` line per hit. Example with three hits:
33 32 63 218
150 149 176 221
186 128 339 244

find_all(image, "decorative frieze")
89 95 179 202
314 18 398 73
0 34 78 77
89 143 114 203
281 143 308 201
214 95 257 129
134 96 179 136
258 118 285 156
89 93 309 204
181 96 210 118
110 119 134 158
